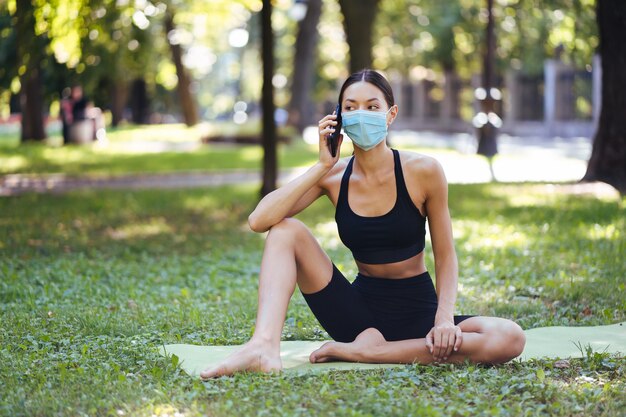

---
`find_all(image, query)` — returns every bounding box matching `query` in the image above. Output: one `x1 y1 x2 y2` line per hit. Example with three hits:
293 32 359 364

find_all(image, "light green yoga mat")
161 322 625 377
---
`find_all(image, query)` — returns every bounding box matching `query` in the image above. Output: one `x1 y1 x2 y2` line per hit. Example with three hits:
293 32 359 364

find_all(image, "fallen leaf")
554 359 570 369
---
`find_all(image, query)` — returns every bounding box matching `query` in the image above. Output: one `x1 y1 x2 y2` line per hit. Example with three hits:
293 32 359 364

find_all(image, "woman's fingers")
425 329 434 354
318 115 338 136
434 330 444 360
443 332 455 360
454 327 463 352
430 326 463 361
317 114 343 163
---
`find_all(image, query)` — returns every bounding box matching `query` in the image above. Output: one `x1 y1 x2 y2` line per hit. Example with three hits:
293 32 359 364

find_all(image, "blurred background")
1 0 622 195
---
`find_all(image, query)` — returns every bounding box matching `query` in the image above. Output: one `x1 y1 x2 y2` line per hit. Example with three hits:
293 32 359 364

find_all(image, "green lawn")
0 123 482 177
0 124 322 176
1 183 624 416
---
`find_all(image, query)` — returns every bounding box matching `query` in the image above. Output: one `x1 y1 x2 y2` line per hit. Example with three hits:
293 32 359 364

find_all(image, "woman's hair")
338 69 395 108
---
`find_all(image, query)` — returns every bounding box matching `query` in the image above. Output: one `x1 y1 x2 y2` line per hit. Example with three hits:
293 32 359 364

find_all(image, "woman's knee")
266 218 307 243
506 321 526 358
489 320 526 363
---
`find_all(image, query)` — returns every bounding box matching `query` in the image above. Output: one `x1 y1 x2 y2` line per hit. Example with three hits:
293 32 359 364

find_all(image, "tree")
338 0 380 73
288 0 322 133
476 0 499 160
260 0 277 197
164 8 198 126
583 0 626 193
0 8 18 112
15 0 46 142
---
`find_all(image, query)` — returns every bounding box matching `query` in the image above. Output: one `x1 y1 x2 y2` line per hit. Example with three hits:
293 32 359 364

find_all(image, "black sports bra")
335 149 426 264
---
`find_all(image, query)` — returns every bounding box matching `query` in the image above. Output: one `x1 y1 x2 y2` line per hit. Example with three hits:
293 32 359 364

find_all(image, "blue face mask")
342 109 391 151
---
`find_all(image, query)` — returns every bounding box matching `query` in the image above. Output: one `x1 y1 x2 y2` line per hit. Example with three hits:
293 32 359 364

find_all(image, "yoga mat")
518 321 625 361
161 322 626 377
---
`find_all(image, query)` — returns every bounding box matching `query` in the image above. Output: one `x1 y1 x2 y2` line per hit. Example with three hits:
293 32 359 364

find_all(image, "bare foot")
200 340 282 379
309 327 386 364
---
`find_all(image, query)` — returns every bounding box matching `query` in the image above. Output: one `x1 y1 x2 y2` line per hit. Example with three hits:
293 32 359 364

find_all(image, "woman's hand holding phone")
317 106 343 168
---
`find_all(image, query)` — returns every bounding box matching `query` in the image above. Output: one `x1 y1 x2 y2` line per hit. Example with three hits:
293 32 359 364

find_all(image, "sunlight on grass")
0 155 29 172
106 217 173 240
181 194 221 212
143 403 188 417
499 191 560 207
41 145 94 163
456 220 530 250
585 223 620 241
107 123 203 143
489 183 622 205
239 146 263 162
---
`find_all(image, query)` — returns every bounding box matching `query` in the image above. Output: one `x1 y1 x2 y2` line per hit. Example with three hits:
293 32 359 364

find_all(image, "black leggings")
302 264 473 342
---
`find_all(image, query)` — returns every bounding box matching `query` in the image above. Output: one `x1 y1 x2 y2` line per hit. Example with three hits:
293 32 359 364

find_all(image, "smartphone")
328 104 342 157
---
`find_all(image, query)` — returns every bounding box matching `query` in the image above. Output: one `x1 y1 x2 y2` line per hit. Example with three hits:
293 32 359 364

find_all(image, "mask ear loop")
386 105 398 127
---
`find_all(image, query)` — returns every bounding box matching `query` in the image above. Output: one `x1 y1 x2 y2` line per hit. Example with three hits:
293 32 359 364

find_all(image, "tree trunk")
130 78 149 124
288 0 322 133
476 0 498 159
110 79 128 127
19 67 46 141
338 0 379 74
583 0 626 193
164 11 198 127
16 0 46 142
261 0 277 197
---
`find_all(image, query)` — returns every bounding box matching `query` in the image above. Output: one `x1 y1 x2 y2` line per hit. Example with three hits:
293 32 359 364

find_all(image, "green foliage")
0 0 599 125
374 0 598 77
0 181 624 416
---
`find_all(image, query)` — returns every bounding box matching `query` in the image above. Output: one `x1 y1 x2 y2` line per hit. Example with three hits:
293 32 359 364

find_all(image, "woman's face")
342 81 389 113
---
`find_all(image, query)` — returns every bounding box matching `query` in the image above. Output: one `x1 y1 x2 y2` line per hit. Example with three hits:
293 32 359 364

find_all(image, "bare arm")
248 114 343 233
248 163 330 232
422 159 461 361
426 165 458 324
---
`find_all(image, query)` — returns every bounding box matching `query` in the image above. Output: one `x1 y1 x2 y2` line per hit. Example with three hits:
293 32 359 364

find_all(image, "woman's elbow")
248 212 269 233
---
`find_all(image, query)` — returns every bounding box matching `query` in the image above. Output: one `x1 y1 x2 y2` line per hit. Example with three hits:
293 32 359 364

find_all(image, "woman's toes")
200 365 227 379
198 344 282 378
309 342 337 363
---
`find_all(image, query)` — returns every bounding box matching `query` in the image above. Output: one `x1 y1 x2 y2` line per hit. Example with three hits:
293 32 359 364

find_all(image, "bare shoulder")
397 150 445 181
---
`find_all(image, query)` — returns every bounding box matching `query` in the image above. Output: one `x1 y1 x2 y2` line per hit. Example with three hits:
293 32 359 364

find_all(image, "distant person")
60 85 106 144
60 87 75 144
200 69 526 379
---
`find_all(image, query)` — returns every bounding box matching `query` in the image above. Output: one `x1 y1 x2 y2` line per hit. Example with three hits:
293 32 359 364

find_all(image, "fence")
391 56 600 138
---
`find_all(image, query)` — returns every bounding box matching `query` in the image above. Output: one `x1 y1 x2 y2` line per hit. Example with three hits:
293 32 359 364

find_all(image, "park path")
0 169 303 196
1 132 613 197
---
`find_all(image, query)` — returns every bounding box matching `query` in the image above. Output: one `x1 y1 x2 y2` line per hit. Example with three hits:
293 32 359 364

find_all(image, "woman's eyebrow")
344 98 381 103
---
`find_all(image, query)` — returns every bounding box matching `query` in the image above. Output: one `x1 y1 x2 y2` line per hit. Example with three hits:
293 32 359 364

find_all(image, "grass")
0 123 321 176
0 123 508 179
1 181 625 415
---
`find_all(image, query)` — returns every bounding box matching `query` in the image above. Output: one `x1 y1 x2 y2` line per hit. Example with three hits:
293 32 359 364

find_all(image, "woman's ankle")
248 334 281 351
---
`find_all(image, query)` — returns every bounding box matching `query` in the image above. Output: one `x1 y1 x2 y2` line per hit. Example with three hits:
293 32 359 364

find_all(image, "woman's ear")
388 105 398 126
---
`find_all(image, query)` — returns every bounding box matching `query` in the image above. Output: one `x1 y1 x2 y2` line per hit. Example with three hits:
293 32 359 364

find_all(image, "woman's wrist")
435 306 455 325
314 160 334 174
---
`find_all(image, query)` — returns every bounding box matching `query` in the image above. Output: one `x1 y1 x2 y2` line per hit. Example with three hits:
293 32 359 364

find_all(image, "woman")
200 70 525 379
